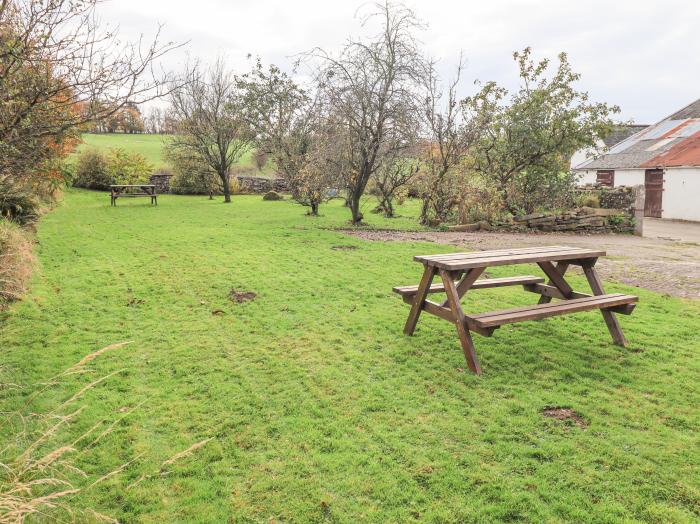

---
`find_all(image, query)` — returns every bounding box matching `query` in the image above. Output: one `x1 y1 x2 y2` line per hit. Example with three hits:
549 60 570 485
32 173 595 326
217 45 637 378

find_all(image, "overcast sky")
99 0 700 123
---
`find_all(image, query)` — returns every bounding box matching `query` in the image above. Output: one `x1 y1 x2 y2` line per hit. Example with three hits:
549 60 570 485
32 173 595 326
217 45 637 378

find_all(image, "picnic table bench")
394 246 638 375
110 185 157 206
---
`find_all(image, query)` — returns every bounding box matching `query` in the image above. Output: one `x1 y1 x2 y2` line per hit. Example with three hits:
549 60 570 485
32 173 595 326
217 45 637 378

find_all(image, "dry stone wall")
235 176 288 194
149 173 173 193
576 184 636 212
511 207 634 233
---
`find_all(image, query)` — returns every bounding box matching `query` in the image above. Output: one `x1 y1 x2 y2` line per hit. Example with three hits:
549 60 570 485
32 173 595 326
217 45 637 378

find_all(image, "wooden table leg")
440 267 485 307
403 265 436 336
537 261 570 303
582 261 628 346
439 269 482 375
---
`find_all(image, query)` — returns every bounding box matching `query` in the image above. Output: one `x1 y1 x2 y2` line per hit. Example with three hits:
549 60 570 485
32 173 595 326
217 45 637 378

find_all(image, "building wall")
664 167 700 221
577 169 644 186
576 168 699 222
570 140 605 170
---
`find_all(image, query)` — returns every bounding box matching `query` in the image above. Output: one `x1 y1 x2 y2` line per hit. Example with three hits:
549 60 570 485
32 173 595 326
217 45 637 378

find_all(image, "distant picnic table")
394 246 638 375
110 184 157 206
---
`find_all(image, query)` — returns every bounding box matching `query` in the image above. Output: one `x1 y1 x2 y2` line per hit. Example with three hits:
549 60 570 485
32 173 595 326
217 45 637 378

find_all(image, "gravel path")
341 229 700 299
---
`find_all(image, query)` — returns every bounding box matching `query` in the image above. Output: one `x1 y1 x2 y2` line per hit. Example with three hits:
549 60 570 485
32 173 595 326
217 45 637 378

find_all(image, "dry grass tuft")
71 341 133 370
161 439 212 468
126 438 214 491
0 220 35 309
0 342 135 523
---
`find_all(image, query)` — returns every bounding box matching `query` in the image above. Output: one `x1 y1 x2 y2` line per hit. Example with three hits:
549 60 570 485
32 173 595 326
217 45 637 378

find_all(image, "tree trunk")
419 197 430 225
384 199 394 218
380 193 394 218
350 190 363 224
309 200 319 216
221 173 231 203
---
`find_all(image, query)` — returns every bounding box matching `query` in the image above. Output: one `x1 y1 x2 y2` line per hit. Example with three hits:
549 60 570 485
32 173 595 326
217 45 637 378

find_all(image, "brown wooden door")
644 169 663 218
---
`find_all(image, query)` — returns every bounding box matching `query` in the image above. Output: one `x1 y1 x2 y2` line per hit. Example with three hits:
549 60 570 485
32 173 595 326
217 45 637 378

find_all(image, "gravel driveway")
343 229 700 299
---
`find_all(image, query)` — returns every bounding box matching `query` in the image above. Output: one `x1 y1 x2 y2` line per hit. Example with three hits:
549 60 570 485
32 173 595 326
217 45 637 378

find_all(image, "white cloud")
98 0 700 123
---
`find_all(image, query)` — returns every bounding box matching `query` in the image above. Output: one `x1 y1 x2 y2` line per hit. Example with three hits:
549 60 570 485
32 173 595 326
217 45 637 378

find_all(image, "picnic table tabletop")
414 245 606 270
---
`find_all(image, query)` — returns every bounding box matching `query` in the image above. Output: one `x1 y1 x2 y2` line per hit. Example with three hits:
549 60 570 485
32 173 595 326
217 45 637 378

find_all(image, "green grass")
74 133 275 176
1 190 699 522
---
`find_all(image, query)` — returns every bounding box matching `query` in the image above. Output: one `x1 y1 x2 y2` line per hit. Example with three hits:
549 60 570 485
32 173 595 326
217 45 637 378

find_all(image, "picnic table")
110 185 157 206
393 246 638 375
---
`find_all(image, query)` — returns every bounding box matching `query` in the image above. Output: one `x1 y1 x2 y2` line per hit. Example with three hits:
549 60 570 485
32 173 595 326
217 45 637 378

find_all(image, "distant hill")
73 133 274 176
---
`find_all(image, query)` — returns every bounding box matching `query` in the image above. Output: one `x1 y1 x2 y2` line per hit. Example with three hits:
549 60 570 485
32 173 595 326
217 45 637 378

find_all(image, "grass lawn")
74 133 276 176
1 190 699 522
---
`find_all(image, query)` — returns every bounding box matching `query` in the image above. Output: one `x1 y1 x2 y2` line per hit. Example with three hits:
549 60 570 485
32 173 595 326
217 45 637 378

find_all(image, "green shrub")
0 175 40 224
106 148 153 185
170 167 218 196
170 170 219 195
73 148 111 190
580 193 600 208
164 145 218 195
73 148 153 190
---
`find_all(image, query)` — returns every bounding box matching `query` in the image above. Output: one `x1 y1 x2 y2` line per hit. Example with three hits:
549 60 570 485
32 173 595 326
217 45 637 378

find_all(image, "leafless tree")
168 60 255 203
308 1 427 224
373 149 420 218
145 107 164 134
419 58 484 225
238 59 322 212
0 0 182 180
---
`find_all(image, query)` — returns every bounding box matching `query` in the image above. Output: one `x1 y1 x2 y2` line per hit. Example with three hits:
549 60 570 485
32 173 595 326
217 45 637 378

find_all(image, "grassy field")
75 133 275 176
1 190 699 522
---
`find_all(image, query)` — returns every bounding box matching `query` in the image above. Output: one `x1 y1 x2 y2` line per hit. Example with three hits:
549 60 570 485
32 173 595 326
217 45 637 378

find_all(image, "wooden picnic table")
110 184 157 206
393 246 638 375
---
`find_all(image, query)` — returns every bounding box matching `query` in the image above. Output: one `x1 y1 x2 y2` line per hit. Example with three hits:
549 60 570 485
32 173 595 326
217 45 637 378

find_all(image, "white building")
574 99 700 222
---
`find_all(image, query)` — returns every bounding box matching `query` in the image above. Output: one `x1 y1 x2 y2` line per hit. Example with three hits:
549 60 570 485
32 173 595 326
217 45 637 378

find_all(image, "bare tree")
308 1 427 224
418 59 485 225
0 0 182 182
373 150 420 217
168 60 254 203
145 107 164 134
252 149 268 171
238 59 322 213
295 125 342 216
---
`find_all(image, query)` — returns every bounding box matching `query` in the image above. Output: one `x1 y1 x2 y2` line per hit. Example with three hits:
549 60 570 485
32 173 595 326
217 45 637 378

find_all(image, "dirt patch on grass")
229 289 256 303
542 407 588 428
331 245 358 251
340 229 700 299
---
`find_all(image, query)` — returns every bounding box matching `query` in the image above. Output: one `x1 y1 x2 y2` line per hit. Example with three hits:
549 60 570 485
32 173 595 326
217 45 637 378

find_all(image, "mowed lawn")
1 190 699 522
75 133 275 176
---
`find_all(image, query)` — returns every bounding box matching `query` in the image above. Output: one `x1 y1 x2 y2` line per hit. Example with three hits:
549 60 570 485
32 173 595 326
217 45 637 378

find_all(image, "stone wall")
235 176 288 194
149 173 173 193
447 185 639 234
576 184 636 212
511 207 634 233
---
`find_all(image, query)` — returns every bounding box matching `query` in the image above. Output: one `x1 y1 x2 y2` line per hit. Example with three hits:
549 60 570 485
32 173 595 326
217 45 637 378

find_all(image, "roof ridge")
660 97 700 122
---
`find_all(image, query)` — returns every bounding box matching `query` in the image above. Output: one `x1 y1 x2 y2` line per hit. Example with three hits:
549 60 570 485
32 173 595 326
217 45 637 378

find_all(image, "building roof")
601 124 649 147
574 98 700 170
